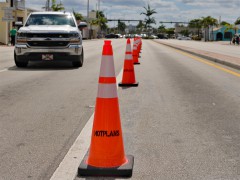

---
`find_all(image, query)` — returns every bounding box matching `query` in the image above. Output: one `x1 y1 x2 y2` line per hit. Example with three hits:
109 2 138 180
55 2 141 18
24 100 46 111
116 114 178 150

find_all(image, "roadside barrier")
119 38 139 87
78 40 134 177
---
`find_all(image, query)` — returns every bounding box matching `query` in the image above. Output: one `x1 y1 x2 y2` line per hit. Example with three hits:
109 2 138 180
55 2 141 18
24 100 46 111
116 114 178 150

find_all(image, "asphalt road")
0 40 125 180
118 40 240 180
1 39 240 180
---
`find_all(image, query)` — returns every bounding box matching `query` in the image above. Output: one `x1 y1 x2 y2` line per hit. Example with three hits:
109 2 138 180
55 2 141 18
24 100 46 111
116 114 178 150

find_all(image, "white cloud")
25 0 240 27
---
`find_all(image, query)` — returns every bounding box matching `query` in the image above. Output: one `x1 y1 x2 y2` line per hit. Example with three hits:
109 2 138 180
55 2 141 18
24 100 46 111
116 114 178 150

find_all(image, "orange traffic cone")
140 38 142 50
136 38 142 57
137 38 141 56
133 42 140 65
136 37 142 53
78 40 134 177
119 39 139 87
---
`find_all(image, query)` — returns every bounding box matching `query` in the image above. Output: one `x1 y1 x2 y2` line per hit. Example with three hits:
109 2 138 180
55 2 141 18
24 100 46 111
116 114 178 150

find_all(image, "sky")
24 0 240 28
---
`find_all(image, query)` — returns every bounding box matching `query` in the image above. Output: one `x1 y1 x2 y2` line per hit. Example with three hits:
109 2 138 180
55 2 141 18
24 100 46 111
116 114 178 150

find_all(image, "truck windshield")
25 14 76 27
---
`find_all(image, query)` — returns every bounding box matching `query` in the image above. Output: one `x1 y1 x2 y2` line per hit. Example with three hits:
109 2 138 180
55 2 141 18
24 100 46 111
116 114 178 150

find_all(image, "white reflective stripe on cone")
126 44 132 52
100 55 116 77
97 84 118 98
125 54 133 60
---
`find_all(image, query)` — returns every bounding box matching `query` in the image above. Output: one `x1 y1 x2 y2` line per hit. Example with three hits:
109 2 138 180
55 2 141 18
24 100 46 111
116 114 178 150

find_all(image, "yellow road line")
174 49 240 78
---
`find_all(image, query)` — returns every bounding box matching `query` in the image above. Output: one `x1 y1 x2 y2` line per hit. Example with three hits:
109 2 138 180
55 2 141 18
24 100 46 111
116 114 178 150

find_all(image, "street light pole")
87 0 89 22
97 0 100 38
87 0 91 39
14 0 17 23
98 0 100 12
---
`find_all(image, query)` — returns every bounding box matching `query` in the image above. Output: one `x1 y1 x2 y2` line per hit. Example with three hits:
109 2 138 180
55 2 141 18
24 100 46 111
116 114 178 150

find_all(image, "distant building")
80 11 100 39
213 25 240 41
126 24 136 33
201 25 240 41
0 0 37 45
174 24 198 37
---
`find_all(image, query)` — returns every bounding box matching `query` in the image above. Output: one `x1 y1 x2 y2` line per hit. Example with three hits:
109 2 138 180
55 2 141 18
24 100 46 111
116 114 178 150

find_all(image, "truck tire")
72 49 84 68
14 52 28 67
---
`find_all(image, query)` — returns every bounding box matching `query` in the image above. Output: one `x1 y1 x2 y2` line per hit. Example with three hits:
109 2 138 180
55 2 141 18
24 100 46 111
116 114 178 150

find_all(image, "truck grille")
27 41 69 47
27 33 71 38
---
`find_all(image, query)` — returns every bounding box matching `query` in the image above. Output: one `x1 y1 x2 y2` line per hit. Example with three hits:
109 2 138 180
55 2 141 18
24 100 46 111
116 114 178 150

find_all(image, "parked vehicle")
14 12 84 68
79 22 89 39
150 35 158 39
105 33 119 38
177 36 191 40
157 34 168 39
116 34 123 38
124 34 135 38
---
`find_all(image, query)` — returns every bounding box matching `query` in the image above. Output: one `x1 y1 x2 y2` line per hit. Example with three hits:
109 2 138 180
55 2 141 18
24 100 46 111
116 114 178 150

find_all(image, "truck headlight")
70 33 79 38
70 37 81 43
16 32 27 43
17 32 27 37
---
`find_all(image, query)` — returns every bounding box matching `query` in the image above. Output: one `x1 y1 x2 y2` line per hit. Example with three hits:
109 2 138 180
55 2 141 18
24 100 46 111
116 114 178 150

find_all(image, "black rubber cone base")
134 62 140 65
118 82 139 87
78 155 134 178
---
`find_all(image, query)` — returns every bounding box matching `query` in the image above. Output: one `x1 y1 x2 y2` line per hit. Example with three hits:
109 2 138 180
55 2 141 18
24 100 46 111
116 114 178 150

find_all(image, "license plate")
42 54 53 60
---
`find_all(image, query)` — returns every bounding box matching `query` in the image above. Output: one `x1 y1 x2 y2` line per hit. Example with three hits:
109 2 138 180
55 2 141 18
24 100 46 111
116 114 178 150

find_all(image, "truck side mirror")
78 22 88 30
15 21 23 29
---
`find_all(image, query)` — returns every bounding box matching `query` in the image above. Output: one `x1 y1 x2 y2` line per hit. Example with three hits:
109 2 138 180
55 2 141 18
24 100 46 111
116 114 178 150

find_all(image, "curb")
153 40 240 71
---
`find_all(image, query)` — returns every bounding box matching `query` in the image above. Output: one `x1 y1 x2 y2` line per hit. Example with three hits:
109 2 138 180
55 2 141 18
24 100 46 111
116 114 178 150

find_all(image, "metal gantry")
107 19 142 22
159 21 189 24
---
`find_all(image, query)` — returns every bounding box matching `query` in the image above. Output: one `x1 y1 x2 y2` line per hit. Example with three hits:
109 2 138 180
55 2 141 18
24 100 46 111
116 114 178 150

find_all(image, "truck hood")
19 25 78 33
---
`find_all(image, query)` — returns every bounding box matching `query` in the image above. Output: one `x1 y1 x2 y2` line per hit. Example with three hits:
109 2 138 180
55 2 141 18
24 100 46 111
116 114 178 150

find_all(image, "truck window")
25 14 76 27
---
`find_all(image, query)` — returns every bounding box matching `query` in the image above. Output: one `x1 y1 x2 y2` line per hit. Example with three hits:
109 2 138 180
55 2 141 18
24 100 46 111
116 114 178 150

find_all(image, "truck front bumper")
15 44 83 55
14 44 83 62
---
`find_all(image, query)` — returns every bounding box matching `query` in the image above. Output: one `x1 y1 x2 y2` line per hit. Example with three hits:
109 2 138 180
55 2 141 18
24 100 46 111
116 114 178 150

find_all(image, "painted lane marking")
0 69 8 73
154 40 240 78
175 49 240 78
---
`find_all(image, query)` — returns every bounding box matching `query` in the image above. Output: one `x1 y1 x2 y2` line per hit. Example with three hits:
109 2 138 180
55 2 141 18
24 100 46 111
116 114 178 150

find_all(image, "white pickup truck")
14 12 84 67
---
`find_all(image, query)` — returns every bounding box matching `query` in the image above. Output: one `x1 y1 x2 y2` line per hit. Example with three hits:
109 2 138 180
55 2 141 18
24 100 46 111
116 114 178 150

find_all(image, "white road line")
50 68 123 180
0 69 8 73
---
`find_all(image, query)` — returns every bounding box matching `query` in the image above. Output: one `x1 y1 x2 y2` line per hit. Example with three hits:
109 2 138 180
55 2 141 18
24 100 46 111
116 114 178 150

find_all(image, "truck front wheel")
14 52 28 67
72 49 84 68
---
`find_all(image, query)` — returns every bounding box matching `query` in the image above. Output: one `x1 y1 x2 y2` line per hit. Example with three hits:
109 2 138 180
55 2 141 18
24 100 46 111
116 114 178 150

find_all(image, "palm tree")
201 16 218 41
117 21 126 34
234 17 240 25
140 4 157 37
73 11 84 21
166 28 175 38
90 11 108 37
188 19 202 38
158 24 166 33
224 24 238 44
136 20 145 34
220 21 230 26
51 0 64 11
96 11 108 31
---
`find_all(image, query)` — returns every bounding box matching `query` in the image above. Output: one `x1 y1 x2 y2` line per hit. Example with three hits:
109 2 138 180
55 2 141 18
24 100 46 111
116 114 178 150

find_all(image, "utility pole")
98 0 100 12
14 0 17 23
45 0 50 11
87 0 91 39
87 0 89 22
97 0 100 37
